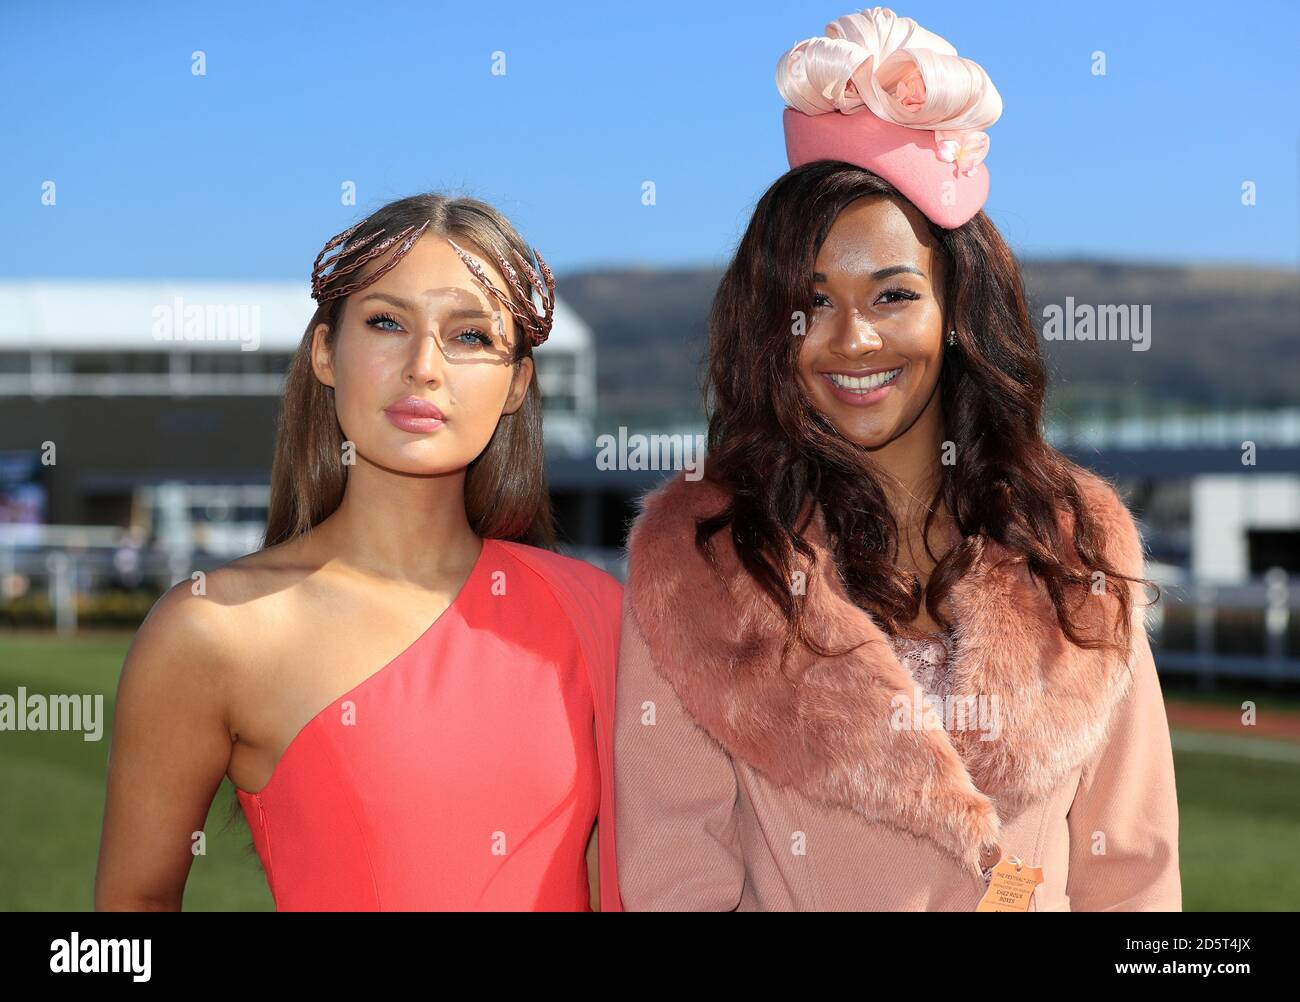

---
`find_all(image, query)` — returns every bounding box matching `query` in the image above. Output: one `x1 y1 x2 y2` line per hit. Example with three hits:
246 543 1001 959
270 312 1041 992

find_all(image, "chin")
835 425 894 449
815 403 897 449
358 440 455 477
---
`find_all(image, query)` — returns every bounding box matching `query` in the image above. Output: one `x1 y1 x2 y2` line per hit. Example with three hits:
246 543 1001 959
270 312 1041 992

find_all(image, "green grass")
0 631 272 911
2 631 1298 910
1170 744 1300 911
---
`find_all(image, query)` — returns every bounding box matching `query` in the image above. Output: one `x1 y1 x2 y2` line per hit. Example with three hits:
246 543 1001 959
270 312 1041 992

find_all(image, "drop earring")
948 329 957 347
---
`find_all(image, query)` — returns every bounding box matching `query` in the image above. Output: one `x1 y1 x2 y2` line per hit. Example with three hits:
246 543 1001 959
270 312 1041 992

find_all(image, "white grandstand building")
0 279 594 448
0 279 601 557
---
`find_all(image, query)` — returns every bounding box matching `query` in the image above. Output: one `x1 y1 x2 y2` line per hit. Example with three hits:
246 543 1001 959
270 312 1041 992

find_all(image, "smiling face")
796 195 948 451
310 232 534 475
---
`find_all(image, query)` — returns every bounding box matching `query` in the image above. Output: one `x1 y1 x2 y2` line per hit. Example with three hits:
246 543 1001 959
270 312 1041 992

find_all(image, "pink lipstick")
384 396 447 433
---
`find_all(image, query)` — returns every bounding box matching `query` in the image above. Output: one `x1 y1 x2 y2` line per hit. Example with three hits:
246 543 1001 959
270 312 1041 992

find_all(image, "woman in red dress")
94 193 622 911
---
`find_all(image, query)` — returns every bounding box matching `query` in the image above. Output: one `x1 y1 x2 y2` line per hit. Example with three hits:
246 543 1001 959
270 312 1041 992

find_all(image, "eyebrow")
358 291 494 320
813 265 926 282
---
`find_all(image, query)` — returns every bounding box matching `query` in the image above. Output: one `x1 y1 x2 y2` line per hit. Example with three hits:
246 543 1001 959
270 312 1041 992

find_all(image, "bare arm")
586 824 600 911
586 714 600 911
94 583 237 911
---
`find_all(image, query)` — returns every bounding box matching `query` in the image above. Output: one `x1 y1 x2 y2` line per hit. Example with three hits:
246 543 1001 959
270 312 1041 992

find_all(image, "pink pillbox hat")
776 6 1003 229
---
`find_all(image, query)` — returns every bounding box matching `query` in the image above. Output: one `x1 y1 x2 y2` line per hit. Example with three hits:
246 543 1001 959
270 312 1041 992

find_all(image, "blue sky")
2 0 1297 280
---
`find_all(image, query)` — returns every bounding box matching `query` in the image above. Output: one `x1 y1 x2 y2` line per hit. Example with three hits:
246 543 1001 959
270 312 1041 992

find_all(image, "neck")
865 383 946 530
301 455 481 586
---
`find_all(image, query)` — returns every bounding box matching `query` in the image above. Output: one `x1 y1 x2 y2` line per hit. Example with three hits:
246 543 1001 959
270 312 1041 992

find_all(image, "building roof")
0 279 591 352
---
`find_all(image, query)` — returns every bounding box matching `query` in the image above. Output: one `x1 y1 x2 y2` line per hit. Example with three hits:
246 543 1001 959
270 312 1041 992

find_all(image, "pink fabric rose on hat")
777 5 1002 176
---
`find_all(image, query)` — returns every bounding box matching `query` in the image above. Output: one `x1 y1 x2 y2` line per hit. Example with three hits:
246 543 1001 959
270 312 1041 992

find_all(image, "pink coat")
613 464 1181 910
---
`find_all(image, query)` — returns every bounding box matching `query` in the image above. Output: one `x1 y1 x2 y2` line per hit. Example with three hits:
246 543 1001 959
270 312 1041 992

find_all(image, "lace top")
888 628 993 880
887 628 957 700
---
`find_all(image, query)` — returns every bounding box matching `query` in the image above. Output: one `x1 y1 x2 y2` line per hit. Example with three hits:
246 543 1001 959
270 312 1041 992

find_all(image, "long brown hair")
697 160 1155 665
263 192 556 551
225 194 558 851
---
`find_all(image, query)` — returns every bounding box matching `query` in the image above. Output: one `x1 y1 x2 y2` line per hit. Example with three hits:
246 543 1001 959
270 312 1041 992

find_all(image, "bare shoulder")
135 549 272 659
120 543 310 717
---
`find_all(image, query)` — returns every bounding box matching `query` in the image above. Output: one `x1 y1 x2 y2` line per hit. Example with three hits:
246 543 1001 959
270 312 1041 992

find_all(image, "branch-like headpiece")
445 238 556 348
310 218 432 304
309 217 556 348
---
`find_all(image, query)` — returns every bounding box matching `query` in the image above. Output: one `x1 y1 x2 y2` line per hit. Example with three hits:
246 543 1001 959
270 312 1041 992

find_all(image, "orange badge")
975 856 1044 912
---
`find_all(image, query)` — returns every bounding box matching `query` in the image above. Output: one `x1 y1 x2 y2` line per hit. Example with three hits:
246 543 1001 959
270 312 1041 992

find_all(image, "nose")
405 330 445 386
829 312 883 357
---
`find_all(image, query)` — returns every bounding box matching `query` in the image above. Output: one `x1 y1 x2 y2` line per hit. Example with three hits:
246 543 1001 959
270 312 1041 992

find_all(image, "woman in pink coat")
613 7 1180 911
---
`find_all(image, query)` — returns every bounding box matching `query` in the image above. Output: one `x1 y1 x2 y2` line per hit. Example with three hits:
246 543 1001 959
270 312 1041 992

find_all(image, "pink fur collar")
623 467 1145 880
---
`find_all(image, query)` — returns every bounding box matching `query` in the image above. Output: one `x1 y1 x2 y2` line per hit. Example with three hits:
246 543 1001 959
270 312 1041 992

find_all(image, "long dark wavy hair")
697 160 1156 667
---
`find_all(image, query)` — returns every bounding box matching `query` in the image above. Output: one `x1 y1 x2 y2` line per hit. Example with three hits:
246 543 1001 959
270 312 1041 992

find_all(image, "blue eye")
366 312 402 332
365 313 496 347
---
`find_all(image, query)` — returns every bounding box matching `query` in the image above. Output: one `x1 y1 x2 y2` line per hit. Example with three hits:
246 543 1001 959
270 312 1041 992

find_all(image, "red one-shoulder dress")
234 537 623 911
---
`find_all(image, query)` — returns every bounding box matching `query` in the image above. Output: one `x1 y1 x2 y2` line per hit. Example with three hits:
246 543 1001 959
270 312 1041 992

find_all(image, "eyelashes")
812 288 921 309
365 311 402 331
365 312 493 344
